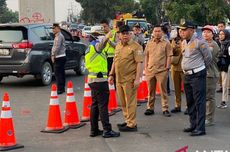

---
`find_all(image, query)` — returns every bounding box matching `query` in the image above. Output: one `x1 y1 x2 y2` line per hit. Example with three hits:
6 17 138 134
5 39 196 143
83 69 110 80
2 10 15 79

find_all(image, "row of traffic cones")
41 81 86 133
81 77 121 122
136 71 184 103
136 72 161 104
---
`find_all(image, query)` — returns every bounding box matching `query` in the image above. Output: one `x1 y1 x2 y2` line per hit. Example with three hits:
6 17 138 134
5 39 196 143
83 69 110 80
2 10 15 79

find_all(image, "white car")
82 26 91 37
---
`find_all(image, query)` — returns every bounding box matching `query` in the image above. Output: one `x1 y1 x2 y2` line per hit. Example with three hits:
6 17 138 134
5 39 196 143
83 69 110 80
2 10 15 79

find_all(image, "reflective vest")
103 30 116 58
85 44 108 78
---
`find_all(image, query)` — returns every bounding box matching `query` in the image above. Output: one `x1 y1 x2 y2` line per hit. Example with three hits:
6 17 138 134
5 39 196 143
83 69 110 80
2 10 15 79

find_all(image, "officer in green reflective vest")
85 31 120 138
100 19 119 73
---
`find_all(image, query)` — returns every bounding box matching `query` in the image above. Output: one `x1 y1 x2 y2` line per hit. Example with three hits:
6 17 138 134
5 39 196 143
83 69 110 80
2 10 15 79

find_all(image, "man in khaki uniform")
144 25 173 117
170 29 187 114
109 25 144 132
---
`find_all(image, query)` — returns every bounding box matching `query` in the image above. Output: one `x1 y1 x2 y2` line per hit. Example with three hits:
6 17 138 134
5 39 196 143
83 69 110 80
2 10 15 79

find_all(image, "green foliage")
76 0 139 24
164 0 230 25
139 0 158 24
0 0 19 23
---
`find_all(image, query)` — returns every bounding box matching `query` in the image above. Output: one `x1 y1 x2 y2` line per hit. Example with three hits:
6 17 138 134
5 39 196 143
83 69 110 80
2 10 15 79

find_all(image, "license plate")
0 49 10 56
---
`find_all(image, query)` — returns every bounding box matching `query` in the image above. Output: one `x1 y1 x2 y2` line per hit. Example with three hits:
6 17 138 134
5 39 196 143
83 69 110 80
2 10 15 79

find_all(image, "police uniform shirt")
181 34 212 71
114 40 144 83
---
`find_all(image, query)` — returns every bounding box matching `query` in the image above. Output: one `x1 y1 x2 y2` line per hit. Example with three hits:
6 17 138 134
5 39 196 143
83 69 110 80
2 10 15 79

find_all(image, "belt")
183 65 205 75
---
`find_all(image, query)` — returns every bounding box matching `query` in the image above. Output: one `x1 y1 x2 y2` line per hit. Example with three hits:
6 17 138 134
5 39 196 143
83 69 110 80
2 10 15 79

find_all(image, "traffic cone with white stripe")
108 84 121 113
0 93 24 151
81 77 92 122
64 81 86 129
41 84 69 133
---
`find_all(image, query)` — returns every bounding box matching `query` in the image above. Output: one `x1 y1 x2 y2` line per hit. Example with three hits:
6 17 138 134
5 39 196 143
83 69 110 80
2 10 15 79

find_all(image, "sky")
6 0 82 22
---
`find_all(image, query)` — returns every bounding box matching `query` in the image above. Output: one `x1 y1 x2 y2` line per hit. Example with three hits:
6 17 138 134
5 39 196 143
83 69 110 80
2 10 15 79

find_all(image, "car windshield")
84 27 91 31
0 29 24 43
127 20 148 31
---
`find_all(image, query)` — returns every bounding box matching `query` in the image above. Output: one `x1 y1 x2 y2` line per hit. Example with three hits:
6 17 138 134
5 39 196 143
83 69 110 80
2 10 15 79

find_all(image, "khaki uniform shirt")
171 39 183 71
145 38 173 75
114 40 144 83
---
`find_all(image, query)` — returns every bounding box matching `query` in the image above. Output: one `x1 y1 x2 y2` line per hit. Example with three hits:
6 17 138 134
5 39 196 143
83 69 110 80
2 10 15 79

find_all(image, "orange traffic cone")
137 75 148 104
64 81 86 129
81 77 92 122
41 84 69 133
0 93 24 151
108 84 121 113
156 82 160 95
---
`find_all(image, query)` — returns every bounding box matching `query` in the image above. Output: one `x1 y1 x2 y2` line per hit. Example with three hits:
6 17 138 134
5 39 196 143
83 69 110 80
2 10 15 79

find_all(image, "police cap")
179 20 195 30
119 25 131 33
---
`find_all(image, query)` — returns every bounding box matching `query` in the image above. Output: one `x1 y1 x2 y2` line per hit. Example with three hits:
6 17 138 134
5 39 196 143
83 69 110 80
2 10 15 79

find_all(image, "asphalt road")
0 71 229 152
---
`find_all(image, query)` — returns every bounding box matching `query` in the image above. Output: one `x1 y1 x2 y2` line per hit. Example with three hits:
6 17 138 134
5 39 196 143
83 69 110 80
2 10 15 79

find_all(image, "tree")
76 0 139 24
0 0 19 23
139 0 159 24
164 0 230 25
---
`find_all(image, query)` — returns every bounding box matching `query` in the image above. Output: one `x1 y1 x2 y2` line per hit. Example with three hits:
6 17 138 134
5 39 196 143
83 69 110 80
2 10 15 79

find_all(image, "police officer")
144 25 173 117
51 23 66 94
108 25 144 132
179 20 212 136
100 19 119 74
85 30 120 138
132 23 145 47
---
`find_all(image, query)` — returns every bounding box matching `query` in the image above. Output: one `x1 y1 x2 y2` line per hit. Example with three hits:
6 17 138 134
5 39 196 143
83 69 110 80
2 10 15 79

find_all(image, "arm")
134 45 144 87
199 40 212 66
95 36 109 53
51 34 62 56
144 43 149 70
166 42 173 69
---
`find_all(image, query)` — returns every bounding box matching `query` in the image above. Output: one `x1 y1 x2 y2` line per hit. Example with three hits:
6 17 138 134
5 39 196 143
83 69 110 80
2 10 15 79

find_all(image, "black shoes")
117 122 127 128
163 110 171 117
190 130 206 136
57 90 65 95
171 107 181 113
90 129 103 137
144 109 155 115
119 125 137 132
183 127 195 133
184 108 188 115
102 130 120 138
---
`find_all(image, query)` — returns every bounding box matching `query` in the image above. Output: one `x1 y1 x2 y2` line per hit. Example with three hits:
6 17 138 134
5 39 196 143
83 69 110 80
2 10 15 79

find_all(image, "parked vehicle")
82 26 91 37
0 23 87 85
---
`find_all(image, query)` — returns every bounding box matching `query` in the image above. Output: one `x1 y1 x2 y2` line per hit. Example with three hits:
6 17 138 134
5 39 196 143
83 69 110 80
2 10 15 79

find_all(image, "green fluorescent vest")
85 45 108 78
103 30 116 58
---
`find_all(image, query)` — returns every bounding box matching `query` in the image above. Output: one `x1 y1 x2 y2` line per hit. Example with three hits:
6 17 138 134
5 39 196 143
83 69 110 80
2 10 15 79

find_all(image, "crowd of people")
53 18 230 138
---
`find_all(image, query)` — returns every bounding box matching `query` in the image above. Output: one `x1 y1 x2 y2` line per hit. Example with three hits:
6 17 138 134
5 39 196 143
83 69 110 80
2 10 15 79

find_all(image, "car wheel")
75 56 86 75
40 62 52 85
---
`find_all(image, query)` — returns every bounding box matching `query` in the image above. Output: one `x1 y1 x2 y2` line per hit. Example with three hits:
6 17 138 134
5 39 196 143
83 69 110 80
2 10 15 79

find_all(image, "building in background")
19 0 55 23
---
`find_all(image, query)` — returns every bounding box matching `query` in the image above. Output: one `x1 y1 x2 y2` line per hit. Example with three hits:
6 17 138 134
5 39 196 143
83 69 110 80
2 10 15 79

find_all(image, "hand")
106 32 113 39
51 56 55 63
108 76 114 85
133 78 141 88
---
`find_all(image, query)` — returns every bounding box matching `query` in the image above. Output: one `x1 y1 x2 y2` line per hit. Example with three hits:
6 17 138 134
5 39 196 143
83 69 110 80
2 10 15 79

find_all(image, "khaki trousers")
116 81 138 128
221 65 230 102
146 71 169 111
171 70 185 108
206 77 218 122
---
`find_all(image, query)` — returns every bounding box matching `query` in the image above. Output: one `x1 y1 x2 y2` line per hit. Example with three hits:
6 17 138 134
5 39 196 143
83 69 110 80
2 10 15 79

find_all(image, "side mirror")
73 36 80 42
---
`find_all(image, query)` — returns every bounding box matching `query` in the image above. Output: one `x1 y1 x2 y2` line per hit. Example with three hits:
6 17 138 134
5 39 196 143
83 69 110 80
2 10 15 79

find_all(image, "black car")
0 23 87 85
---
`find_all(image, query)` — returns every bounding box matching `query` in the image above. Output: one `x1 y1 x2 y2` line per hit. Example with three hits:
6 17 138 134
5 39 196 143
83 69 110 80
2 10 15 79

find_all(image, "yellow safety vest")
103 30 116 58
85 45 108 78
